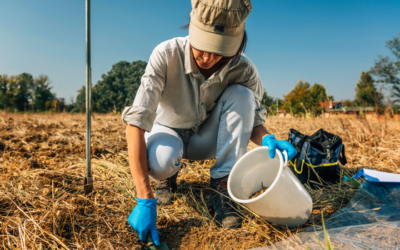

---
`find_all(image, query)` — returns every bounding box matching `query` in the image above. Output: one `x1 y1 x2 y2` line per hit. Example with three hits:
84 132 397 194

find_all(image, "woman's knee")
219 84 256 121
146 131 183 181
221 84 256 110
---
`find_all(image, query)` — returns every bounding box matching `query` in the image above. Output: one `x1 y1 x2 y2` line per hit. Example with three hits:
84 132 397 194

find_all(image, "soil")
1 113 399 249
250 187 269 199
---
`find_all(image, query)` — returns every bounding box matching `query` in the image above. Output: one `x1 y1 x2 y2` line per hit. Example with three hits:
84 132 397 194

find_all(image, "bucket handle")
277 150 288 167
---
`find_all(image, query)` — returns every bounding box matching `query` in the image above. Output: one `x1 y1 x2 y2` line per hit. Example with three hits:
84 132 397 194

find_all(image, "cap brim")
189 23 243 57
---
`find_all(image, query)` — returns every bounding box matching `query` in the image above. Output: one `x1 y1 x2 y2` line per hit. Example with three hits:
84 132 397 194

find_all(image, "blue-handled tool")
146 233 169 250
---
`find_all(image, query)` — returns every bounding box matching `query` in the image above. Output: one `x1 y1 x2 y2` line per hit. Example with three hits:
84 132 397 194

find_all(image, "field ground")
0 113 399 249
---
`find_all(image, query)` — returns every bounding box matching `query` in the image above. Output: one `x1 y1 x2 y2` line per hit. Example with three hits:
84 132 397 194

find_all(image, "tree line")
0 73 73 113
0 60 146 114
2 34 398 116
261 34 400 116
261 81 332 116
260 71 387 117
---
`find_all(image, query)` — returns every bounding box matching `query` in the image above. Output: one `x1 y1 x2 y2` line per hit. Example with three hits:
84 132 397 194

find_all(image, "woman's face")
191 46 223 69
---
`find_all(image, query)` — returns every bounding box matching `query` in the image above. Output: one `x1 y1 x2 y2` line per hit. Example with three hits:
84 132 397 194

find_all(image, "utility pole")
84 0 93 195
276 99 278 116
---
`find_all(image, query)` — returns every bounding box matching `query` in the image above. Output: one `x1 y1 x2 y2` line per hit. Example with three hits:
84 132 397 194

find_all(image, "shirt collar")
184 37 198 75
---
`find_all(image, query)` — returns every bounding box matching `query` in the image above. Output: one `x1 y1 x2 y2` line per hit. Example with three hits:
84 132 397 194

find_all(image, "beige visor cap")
189 0 252 57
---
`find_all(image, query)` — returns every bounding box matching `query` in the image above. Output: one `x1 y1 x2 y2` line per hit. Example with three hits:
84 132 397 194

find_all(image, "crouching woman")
121 0 296 246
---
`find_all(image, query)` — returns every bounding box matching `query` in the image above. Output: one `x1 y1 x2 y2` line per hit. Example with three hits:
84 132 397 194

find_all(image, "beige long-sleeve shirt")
121 36 267 133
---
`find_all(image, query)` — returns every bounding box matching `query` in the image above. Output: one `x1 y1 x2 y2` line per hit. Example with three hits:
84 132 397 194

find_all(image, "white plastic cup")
227 147 313 228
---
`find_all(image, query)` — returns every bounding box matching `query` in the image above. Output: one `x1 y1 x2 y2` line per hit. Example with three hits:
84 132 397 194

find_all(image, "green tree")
0 75 11 109
282 81 310 115
261 89 275 107
282 81 329 116
1 73 34 111
1 73 61 113
74 60 147 113
93 60 146 113
72 85 87 113
3 75 19 111
32 75 56 112
309 83 332 114
15 73 34 111
370 34 400 105
309 83 328 103
354 71 382 107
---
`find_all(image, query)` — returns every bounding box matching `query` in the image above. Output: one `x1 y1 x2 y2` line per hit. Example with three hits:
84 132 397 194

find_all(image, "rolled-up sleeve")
254 103 268 127
251 75 268 127
121 44 167 132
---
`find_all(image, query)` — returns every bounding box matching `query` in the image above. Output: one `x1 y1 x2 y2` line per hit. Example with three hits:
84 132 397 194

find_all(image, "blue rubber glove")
128 197 160 246
262 134 297 161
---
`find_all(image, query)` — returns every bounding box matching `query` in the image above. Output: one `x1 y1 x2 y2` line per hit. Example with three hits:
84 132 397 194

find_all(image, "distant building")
277 109 286 117
318 101 342 110
319 101 374 115
328 107 375 114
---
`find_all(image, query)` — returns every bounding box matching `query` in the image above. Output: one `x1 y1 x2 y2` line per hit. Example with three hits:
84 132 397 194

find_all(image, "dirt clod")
250 187 269 199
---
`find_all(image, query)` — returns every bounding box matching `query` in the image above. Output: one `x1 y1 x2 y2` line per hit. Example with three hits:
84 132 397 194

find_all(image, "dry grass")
0 113 399 249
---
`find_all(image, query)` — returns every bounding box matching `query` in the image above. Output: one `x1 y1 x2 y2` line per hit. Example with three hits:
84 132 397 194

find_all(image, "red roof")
319 101 341 109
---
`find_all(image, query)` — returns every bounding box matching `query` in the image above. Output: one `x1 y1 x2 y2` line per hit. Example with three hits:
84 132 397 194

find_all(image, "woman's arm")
126 124 154 199
250 125 270 146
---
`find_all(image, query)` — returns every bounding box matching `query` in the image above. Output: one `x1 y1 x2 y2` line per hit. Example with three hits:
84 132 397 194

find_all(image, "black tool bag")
288 128 347 188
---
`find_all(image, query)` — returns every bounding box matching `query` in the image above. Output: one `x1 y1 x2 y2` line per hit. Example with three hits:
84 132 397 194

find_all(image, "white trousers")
146 84 256 180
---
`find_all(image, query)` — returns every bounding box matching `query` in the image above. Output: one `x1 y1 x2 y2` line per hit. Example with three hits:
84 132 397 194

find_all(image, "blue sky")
1 0 399 103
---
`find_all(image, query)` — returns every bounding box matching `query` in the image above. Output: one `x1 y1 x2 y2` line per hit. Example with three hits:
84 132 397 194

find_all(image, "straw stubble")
0 113 398 249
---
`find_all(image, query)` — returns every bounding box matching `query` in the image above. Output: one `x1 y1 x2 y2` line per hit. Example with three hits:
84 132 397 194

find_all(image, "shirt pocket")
206 102 216 112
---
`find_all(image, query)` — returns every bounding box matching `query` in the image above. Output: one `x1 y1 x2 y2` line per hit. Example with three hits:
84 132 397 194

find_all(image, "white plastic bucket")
227 147 313 228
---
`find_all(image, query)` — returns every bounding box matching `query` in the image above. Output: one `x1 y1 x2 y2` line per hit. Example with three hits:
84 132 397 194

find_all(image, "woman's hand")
262 134 297 161
126 125 159 243
128 197 160 246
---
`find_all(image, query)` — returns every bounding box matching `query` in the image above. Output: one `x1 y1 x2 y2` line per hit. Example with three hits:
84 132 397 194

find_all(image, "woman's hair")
181 22 247 66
